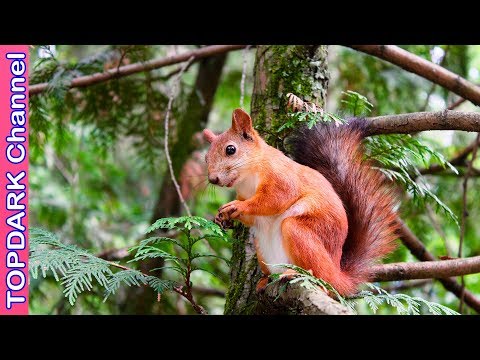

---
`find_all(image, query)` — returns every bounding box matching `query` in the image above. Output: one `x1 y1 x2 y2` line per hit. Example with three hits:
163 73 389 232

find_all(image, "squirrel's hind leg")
281 216 354 296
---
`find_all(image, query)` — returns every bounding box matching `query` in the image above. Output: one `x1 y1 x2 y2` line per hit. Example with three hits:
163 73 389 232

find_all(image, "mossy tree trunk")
224 45 330 315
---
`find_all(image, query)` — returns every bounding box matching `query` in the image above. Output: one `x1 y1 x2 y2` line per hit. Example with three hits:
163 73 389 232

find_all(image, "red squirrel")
203 108 399 296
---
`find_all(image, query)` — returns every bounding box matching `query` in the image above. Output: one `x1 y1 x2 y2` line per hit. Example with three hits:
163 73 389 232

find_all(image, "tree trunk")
224 45 350 315
120 54 227 314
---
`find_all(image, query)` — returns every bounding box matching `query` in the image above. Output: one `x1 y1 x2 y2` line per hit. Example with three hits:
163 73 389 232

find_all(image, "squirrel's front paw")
218 200 244 219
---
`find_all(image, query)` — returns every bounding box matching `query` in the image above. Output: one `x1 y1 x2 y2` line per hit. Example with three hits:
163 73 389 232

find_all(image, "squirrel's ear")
203 129 217 144
232 108 254 140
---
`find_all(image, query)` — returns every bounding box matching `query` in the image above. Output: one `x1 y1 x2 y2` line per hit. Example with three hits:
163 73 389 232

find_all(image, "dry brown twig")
164 57 195 217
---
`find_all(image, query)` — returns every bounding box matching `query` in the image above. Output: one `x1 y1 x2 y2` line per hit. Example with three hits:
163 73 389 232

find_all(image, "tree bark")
120 54 227 314
223 45 350 315
364 111 480 135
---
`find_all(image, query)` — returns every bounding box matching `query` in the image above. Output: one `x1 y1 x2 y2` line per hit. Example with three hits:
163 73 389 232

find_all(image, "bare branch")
398 220 480 313
348 45 480 106
30 45 247 96
364 110 480 136
372 256 480 281
448 98 467 110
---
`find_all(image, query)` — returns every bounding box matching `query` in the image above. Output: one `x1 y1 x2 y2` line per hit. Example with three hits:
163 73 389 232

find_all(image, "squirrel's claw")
216 200 244 229
214 213 233 230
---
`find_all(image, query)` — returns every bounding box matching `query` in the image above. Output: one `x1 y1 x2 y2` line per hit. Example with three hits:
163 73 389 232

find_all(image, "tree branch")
30 45 246 96
348 45 480 106
372 256 480 281
257 281 354 315
364 110 480 136
398 221 480 313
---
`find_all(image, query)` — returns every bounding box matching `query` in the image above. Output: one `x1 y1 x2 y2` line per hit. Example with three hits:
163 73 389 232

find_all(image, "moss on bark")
224 45 330 314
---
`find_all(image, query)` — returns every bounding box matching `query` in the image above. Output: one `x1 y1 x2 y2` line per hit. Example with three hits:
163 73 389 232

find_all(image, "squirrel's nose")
209 176 219 185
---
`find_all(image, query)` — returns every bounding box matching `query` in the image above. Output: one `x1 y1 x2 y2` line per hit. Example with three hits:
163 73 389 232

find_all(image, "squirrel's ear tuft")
232 108 253 139
203 129 217 144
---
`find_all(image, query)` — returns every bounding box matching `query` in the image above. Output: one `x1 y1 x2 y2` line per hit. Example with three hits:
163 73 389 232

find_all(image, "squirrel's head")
203 108 262 187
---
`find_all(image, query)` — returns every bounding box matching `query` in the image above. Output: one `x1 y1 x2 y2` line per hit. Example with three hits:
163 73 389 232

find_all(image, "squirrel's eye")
226 145 236 156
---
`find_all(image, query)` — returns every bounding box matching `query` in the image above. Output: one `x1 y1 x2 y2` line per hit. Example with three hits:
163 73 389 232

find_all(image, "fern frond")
340 90 373 116
30 214 230 311
129 246 184 266
103 270 147 301
191 253 230 265
129 236 186 253
146 216 225 238
102 269 178 301
63 260 113 305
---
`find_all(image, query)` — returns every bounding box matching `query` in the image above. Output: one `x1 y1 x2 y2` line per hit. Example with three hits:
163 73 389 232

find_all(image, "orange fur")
204 109 399 296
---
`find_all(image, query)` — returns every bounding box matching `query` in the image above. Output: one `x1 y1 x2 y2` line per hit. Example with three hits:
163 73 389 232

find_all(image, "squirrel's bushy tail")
288 119 400 292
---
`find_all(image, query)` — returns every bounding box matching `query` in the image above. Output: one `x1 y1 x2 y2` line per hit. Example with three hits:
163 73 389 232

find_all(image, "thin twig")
458 132 480 312
240 45 251 108
447 83 480 110
164 57 195 217
448 98 467 110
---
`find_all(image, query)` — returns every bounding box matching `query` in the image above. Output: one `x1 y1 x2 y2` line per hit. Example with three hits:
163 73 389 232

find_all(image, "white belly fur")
251 202 304 274
234 175 304 274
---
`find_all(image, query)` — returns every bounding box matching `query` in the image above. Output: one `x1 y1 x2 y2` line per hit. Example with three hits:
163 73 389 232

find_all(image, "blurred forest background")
29 45 480 315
